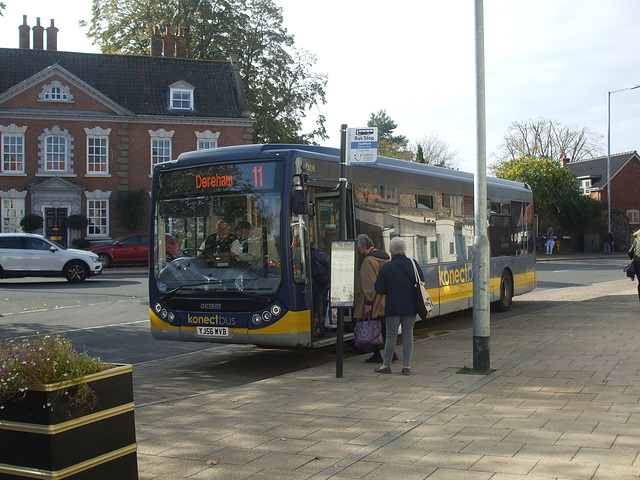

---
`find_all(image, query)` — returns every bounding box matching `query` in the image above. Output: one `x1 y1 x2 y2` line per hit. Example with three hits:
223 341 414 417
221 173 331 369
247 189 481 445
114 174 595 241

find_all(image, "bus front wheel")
494 270 513 312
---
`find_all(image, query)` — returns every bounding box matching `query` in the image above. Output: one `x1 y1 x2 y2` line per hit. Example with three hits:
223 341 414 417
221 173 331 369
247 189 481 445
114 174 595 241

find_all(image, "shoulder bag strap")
394 259 419 287
410 259 422 283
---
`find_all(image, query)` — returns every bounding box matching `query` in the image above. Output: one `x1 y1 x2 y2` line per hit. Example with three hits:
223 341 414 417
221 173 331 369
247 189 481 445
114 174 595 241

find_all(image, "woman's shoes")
402 367 411 376
367 353 398 363
374 366 392 374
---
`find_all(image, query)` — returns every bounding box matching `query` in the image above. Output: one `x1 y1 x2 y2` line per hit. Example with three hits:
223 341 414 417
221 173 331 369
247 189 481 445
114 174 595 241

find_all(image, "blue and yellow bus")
149 144 536 347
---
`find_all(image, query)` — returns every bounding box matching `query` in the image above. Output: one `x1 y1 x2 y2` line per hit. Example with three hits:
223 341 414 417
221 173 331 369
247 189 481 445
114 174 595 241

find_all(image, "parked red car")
87 234 180 267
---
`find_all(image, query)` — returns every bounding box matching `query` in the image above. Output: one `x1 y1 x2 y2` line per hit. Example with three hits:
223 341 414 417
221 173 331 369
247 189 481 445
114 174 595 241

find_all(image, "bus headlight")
262 311 272 322
167 312 176 322
251 314 262 326
271 305 281 316
154 303 162 313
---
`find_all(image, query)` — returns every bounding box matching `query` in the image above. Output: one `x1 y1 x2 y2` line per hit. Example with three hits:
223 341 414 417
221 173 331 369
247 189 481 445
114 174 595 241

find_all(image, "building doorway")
45 208 68 246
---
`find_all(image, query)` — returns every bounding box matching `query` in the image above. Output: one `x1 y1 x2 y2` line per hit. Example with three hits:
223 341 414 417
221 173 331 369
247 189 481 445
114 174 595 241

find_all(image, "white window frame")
151 139 171 167
197 139 217 150
149 129 174 174
85 127 111 176
85 190 112 238
87 199 109 237
628 210 639 225
196 130 220 150
169 81 195 110
1 196 25 233
171 89 194 110
37 126 74 175
38 80 74 103
45 135 67 171
1 132 25 174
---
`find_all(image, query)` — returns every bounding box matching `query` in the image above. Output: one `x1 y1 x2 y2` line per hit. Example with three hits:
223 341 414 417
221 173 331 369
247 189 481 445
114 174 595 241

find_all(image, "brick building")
0 16 253 246
562 152 640 228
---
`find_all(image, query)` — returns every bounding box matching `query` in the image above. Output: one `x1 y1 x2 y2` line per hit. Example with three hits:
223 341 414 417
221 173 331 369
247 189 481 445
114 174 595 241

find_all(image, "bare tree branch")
412 131 459 169
493 118 603 167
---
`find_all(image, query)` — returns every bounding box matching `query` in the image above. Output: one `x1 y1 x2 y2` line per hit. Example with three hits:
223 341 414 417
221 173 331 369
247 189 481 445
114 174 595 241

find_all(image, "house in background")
0 16 253 246
562 151 640 245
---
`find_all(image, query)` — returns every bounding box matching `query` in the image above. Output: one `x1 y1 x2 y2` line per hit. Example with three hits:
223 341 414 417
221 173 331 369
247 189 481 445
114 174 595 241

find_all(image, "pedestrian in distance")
604 231 614 254
630 229 640 305
545 227 555 255
373 236 424 375
354 234 393 363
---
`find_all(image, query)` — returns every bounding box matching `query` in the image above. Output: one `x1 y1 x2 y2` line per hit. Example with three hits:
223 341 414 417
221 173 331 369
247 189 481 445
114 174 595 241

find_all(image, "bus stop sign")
347 127 378 165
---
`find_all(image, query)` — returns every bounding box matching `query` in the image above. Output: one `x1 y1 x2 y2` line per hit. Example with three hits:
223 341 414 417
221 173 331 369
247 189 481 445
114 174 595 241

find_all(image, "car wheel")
65 261 89 283
494 269 513 312
98 253 111 268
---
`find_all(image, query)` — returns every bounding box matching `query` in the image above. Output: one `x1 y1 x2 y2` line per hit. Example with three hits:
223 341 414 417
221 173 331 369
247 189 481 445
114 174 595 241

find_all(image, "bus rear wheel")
494 270 513 312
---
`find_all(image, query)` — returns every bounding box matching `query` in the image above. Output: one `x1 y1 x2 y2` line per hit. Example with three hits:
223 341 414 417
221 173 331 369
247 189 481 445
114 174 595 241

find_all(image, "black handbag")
624 262 635 279
629 245 635 260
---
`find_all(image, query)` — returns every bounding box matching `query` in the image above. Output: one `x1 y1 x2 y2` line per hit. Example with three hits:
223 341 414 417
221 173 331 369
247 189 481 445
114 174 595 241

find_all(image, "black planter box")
0 364 138 479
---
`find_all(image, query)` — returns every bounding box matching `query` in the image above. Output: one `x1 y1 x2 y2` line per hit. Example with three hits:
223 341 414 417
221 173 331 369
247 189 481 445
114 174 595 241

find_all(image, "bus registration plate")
196 326 229 337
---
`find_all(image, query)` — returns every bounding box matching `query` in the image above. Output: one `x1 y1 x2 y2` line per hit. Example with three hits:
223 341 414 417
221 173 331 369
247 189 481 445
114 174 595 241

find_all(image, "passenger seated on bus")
236 220 262 263
198 219 241 262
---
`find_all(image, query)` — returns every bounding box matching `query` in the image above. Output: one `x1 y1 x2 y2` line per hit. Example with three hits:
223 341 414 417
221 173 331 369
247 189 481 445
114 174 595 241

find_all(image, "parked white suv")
0 233 103 283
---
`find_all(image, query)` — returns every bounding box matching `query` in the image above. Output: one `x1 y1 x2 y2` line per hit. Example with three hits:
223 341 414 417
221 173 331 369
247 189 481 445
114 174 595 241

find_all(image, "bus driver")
198 219 242 261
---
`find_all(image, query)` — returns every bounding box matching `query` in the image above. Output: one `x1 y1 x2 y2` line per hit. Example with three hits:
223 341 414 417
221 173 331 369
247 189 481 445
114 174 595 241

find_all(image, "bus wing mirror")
291 173 308 215
291 189 308 215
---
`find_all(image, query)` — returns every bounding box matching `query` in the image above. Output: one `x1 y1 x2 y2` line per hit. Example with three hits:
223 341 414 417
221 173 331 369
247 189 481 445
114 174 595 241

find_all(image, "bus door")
314 194 340 253
310 191 355 336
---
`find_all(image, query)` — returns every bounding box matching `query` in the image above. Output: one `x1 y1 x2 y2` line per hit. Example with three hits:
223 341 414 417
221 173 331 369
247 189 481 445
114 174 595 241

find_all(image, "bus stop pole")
336 124 348 378
473 0 490 373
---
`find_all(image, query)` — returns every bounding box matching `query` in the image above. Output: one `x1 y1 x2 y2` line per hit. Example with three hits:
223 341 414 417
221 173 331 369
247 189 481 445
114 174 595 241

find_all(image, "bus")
149 144 536 348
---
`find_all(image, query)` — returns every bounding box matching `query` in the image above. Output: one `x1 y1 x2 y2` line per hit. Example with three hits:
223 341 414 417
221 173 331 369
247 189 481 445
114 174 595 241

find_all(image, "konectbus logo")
187 314 236 326
439 263 473 287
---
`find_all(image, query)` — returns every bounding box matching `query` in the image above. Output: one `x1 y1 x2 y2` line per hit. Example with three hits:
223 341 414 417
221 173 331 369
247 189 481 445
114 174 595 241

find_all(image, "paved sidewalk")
134 279 640 480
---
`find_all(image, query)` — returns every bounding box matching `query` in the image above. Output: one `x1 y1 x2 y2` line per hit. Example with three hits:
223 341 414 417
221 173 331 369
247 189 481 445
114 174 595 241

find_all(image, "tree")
82 0 328 144
0 3 5 16
415 144 425 164
412 131 459 169
493 118 603 167
116 189 148 233
20 214 43 233
495 156 603 230
367 109 406 144
367 109 413 160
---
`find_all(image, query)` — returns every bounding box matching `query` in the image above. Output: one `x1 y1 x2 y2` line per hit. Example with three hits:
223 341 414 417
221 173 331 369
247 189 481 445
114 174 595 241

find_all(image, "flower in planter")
0 333 107 417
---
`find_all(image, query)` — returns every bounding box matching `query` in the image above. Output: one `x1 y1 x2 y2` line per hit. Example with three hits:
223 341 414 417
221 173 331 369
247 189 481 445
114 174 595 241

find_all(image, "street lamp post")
607 85 640 234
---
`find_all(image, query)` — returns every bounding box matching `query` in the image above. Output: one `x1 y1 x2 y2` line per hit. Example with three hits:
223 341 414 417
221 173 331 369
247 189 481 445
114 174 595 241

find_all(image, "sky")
2 1 639 173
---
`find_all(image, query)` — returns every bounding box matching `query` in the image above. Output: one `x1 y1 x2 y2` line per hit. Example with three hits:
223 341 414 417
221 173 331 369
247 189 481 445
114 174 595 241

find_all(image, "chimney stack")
19 15 30 49
46 19 58 51
163 26 175 58
559 156 570 167
32 17 44 50
176 27 187 58
151 25 163 57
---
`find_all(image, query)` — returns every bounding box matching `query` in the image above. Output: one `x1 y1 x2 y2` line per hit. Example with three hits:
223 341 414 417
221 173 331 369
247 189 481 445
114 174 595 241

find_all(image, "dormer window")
169 81 194 110
579 179 592 195
38 80 74 103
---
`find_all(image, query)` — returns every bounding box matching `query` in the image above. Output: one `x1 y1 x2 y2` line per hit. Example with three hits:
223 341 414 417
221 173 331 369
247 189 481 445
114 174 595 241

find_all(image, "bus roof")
173 144 531 194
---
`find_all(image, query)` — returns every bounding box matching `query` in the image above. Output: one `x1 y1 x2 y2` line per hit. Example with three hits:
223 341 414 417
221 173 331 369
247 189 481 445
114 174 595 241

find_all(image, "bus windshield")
152 160 283 298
